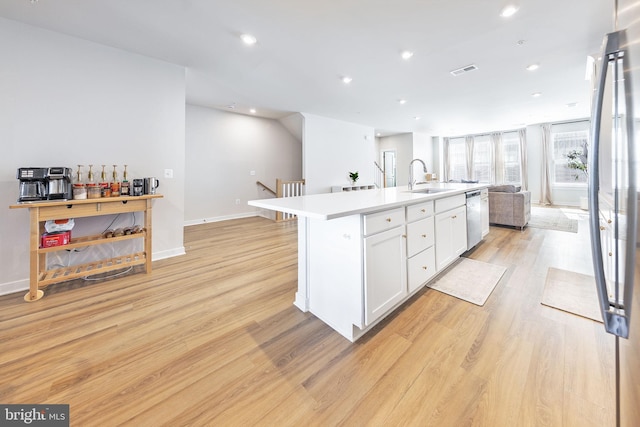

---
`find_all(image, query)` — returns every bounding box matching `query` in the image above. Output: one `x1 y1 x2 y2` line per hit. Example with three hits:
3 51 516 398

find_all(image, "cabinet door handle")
422 266 428 270
421 209 426 213
600 226 606 231
421 234 427 238
402 234 407 238
386 218 392 222
452 215 457 219
609 252 613 257
607 219 612 224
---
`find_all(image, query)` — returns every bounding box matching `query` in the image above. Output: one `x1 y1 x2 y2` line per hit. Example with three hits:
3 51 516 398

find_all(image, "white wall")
185 105 302 223
302 114 375 194
0 18 186 295
377 133 413 187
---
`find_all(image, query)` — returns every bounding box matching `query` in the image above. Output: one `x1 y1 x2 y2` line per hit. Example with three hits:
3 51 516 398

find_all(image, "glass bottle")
120 164 130 196
111 164 120 196
73 164 87 200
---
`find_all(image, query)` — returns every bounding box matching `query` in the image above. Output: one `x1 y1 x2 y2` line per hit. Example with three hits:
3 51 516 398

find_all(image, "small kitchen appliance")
17 167 72 202
45 167 72 200
132 179 144 196
17 168 47 202
143 177 160 195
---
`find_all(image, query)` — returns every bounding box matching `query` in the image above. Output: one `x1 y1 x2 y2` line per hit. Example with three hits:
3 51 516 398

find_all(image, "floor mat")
427 258 506 306
541 267 602 322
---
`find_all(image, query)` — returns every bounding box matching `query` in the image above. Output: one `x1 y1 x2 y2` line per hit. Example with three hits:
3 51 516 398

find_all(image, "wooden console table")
9 194 162 302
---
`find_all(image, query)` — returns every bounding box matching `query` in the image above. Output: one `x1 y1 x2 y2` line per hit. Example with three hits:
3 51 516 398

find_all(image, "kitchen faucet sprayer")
408 159 427 190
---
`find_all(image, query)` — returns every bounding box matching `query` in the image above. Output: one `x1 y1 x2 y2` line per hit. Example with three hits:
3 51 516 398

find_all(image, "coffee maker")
46 167 72 200
17 167 72 202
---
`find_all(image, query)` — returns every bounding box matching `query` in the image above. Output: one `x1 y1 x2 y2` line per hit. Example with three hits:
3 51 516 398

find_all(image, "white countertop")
248 182 488 220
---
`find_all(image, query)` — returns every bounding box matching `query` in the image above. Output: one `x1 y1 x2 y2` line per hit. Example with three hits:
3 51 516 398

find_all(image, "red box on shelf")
41 231 71 248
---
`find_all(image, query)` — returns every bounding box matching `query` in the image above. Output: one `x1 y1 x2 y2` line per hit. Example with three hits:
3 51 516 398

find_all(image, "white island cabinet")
248 183 489 341
434 194 467 271
363 208 407 325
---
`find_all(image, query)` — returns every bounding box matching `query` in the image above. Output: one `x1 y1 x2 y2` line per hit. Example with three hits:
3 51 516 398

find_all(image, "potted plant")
565 144 588 180
348 171 359 185
565 142 589 209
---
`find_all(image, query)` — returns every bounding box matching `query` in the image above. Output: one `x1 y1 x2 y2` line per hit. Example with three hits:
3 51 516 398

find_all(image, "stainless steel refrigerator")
589 0 640 425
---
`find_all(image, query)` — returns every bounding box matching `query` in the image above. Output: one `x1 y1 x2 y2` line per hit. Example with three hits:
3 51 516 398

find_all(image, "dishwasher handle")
465 191 481 198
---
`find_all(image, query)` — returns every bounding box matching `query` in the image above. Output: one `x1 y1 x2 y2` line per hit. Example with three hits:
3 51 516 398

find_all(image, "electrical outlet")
235 199 241 205
164 169 174 179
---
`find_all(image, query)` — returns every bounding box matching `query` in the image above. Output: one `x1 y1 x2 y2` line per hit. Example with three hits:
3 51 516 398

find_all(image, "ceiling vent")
450 64 478 76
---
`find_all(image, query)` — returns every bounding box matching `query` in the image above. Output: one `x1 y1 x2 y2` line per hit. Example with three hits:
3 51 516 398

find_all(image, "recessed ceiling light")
566 102 578 108
342 76 353 84
516 39 526 46
500 5 519 17
413 116 421 121
398 99 407 105
249 108 256 114
401 51 414 60
240 34 257 45
531 92 542 98
526 63 539 71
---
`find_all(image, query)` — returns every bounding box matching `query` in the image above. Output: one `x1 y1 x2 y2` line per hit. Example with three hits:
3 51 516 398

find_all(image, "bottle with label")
73 164 87 200
111 164 120 197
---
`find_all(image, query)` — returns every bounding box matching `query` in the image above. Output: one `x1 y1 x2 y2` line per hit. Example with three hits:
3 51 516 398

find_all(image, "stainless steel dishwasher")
466 190 482 250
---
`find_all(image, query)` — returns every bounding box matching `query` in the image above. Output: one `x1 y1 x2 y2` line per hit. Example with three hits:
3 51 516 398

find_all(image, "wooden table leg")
24 207 44 301
144 198 153 274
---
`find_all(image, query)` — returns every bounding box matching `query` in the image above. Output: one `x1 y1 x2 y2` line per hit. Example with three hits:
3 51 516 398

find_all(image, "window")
473 136 491 182
446 131 524 185
448 138 467 181
552 130 588 184
500 132 521 184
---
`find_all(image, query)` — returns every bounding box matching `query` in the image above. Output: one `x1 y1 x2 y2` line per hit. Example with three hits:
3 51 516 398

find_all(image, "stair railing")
275 178 305 222
374 161 385 188
256 180 277 196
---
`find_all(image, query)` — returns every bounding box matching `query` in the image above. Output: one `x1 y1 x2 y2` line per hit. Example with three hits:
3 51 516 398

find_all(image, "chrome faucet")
408 158 427 190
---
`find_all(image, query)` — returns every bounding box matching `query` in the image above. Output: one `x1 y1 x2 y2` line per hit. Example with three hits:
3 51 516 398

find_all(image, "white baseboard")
153 247 186 260
184 212 260 227
0 279 29 297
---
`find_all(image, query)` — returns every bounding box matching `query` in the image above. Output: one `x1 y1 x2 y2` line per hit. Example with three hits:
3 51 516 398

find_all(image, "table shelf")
39 231 146 253
38 252 146 286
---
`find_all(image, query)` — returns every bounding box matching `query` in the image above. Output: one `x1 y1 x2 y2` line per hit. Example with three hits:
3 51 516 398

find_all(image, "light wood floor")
0 213 615 426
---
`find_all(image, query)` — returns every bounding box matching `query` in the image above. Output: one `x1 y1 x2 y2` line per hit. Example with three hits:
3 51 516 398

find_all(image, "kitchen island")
249 183 488 341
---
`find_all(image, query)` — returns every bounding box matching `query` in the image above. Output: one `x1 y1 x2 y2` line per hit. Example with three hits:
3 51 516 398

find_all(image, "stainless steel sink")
406 188 451 194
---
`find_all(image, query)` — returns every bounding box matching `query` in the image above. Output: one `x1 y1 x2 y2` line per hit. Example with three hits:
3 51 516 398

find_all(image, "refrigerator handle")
621 31 637 338
588 30 632 338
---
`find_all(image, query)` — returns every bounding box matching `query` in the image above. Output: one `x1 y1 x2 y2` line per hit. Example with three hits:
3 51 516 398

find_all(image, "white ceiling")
0 0 613 136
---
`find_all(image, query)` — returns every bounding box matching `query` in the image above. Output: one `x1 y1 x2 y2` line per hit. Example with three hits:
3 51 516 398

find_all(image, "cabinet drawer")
406 216 435 257
406 200 434 223
408 246 436 293
363 208 405 236
435 194 465 213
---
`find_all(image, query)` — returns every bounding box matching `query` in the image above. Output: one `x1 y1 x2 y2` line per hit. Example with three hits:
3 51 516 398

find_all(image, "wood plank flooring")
0 215 615 426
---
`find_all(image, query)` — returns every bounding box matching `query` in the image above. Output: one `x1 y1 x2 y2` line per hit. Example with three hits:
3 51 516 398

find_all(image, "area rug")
528 206 580 233
541 267 602 322
427 258 507 306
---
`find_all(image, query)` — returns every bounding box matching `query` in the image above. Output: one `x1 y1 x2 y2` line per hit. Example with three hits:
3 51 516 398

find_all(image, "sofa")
488 184 531 230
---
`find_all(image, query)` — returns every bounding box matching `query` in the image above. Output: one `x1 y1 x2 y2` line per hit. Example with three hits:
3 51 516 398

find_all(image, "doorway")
383 150 397 187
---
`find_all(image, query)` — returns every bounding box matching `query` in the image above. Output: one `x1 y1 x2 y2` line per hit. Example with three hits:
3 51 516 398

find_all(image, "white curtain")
540 123 553 205
443 137 450 182
465 136 474 180
491 132 504 184
518 128 528 190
